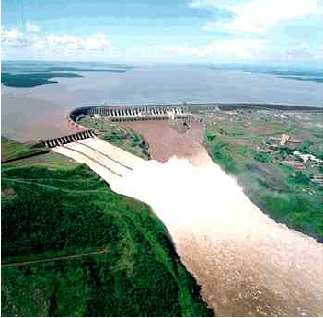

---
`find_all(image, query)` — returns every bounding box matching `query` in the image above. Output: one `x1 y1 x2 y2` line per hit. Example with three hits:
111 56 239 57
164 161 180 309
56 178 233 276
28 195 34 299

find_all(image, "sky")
1 0 323 66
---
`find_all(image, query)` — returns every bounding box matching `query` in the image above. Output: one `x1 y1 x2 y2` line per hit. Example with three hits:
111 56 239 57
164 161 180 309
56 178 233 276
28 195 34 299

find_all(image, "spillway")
53 138 323 316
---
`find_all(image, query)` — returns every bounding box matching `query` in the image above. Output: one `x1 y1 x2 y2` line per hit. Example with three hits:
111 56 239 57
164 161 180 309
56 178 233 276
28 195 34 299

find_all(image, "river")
54 137 323 317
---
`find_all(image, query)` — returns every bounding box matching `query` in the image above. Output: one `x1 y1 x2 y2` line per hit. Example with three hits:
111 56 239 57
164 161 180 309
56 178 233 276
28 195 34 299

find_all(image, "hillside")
1 139 212 317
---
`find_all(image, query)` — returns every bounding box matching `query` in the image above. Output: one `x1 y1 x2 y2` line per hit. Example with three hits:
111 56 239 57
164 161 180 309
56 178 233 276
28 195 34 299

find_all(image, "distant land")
1 72 83 88
278 76 323 83
1 61 132 88
209 64 323 84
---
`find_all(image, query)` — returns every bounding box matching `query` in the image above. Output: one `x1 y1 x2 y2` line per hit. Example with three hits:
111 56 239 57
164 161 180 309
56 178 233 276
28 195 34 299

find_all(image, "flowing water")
54 138 323 316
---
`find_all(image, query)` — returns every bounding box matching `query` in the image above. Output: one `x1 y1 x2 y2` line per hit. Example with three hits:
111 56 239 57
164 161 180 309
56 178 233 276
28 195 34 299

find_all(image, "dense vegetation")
204 110 323 241
78 117 150 160
1 61 132 87
1 141 211 316
1 72 83 87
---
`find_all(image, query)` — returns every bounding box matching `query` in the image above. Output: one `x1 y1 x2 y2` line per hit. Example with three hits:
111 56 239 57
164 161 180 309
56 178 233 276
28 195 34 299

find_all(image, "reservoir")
2 65 323 141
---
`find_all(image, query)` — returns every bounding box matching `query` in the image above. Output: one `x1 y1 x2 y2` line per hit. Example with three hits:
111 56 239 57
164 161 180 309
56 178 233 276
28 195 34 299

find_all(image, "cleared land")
1 138 212 317
202 108 323 240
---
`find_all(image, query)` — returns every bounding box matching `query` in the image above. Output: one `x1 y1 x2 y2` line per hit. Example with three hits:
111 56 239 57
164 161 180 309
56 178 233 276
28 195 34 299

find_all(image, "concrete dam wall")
69 105 191 122
41 129 96 148
42 105 191 148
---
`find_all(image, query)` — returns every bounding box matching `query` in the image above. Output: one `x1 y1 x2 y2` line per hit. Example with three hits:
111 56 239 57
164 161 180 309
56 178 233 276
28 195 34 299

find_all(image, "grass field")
1 137 48 163
1 140 212 317
78 117 150 160
203 109 323 241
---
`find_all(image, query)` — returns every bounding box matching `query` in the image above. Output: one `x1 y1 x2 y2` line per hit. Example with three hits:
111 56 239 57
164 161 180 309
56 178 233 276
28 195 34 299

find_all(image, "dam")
42 104 192 148
41 129 96 148
69 105 191 122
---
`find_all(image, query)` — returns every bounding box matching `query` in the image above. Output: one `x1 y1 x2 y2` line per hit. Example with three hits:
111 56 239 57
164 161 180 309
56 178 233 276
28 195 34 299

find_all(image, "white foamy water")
54 139 323 316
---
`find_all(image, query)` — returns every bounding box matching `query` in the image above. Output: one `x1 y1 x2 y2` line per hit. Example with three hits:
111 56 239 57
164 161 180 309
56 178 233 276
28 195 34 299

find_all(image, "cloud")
1 27 29 48
166 38 269 61
26 21 40 33
271 42 323 62
189 0 237 9
190 0 323 34
34 33 111 54
2 23 112 59
186 0 323 64
165 38 323 64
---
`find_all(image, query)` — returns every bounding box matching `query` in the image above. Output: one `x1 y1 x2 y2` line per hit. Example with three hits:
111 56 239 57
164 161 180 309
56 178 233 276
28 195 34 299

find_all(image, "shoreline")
68 103 323 123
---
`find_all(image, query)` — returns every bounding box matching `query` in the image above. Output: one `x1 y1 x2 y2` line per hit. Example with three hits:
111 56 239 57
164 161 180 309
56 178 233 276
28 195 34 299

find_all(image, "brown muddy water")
114 156 323 317
110 127 323 317
2 65 323 141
